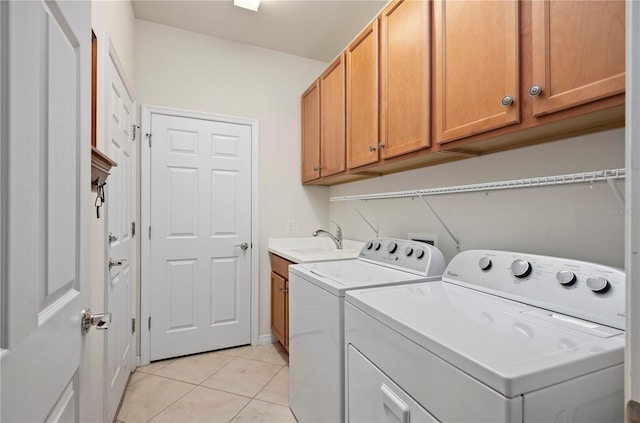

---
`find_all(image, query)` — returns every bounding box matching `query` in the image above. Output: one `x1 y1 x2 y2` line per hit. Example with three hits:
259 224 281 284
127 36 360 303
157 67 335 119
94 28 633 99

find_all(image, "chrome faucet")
312 221 343 250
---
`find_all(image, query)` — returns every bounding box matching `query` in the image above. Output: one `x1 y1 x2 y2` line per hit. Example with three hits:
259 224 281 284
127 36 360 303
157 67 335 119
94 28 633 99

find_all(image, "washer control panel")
444 250 626 330
359 238 445 277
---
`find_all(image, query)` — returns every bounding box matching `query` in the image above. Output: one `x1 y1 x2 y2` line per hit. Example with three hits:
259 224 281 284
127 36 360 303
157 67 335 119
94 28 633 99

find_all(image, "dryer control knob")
415 249 425 259
556 270 577 286
405 246 414 257
366 241 373 250
387 242 398 254
586 275 610 293
511 259 532 278
479 257 492 271
373 241 382 251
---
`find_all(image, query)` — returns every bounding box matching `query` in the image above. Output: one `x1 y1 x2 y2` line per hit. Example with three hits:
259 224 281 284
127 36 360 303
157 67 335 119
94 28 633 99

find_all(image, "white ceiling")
132 0 388 63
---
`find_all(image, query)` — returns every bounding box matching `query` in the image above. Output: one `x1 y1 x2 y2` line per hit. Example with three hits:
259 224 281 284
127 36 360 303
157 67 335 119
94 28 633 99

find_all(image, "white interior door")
1 0 92 421
105 44 136 422
149 114 252 361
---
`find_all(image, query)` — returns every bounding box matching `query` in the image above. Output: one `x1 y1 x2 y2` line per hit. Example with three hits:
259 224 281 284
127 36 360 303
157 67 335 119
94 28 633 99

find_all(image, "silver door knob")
108 258 127 269
81 308 112 334
529 84 542 97
501 95 513 107
234 242 249 251
108 232 118 243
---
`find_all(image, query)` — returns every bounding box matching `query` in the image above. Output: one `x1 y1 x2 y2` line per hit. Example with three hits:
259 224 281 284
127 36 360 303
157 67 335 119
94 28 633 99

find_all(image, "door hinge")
131 125 137 141
146 133 152 147
148 226 151 239
148 316 151 330
131 221 136 238
132 318 136 334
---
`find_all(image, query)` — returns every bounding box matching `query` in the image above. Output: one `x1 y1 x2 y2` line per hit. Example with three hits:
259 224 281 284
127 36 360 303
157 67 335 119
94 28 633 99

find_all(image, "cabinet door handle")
529 84 542 97
369 145 377 152
378 143 385 149
279 287 288 293
501 95 514 107
381 384 409 423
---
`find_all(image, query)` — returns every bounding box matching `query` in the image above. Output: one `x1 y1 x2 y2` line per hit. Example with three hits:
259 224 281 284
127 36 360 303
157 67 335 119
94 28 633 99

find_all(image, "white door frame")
140 104 260 365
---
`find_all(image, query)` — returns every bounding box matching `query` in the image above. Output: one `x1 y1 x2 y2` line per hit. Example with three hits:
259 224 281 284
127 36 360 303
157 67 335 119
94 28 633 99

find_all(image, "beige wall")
135 19 330 339
330 128 626 268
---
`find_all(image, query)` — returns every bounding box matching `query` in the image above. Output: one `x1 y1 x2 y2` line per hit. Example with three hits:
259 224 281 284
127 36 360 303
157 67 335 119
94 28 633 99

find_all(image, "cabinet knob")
369 145 377 152
529 84 542 97
378 143 385 149
279 287 288 293
501 95 514 107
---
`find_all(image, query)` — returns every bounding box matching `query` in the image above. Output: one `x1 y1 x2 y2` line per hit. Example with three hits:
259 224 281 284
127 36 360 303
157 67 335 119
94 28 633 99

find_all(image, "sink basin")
268 237 365 263
289 247 359 255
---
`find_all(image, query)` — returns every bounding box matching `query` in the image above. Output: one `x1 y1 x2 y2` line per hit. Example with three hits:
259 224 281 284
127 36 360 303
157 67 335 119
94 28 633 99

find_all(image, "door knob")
81 308 112 334
108 258 127 269
108 232 118 243
234 242 249 251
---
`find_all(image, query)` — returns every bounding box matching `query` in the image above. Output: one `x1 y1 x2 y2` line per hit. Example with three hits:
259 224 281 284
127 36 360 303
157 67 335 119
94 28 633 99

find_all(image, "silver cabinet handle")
279 287 288 293
369 145 377 152
81 308 112 334
108 258 127 269
234 242 249 251
529 84 542 97
501 95 513 107
378 143 385 149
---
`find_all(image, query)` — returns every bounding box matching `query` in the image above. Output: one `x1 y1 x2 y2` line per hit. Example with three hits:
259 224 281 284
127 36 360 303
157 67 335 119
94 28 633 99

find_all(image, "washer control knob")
365 241 373 250
586 275 610 293
387 242 398 254
415 249 425 259
479 257 492 271
511 259 532 278
373 241 382 251
556 270 577 286
405 246 414 257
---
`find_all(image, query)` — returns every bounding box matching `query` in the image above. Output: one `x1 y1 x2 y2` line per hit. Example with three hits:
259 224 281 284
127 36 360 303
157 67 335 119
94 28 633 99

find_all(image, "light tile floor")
116 343 295 423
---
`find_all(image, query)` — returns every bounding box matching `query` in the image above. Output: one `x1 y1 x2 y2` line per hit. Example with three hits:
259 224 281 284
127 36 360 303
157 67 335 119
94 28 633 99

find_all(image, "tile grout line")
142 381 199 423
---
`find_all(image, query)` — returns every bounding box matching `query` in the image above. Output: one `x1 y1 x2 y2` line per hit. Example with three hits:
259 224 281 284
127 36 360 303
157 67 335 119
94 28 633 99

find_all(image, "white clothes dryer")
345 250 626 422
288 238 445 423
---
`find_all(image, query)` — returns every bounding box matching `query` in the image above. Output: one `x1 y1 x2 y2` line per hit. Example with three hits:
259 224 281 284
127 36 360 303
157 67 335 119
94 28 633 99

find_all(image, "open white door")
148 113 253 361
1 0 92 421
104 37 136 423
626 1 640 421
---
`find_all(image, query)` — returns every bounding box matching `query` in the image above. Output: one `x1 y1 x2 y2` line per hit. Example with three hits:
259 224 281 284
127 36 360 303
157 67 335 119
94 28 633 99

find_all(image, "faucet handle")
331 220 342 234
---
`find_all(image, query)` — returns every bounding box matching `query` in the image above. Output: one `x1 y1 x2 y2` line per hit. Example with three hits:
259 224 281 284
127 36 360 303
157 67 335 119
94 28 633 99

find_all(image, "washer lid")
289 260 430 297
346 281 625 398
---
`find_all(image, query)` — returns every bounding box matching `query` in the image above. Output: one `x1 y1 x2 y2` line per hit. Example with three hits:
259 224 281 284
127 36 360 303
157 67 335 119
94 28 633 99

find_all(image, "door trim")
139 104 260 365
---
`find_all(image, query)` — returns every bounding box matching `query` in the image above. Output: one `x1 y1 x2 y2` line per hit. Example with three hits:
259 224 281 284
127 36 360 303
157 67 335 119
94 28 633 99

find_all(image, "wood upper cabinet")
530 0 625 116
301 80 321 182
320 54 346 177
380 0 430 159
434 0 520 144
347 21 380 169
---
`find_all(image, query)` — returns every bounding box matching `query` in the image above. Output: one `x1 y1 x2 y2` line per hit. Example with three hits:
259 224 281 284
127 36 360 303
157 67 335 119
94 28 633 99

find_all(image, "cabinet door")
301 80 320 182
531 0 625 116
380 0 430 159
271 272 287 349
434 0 519 144
347 21 379 169
320 54 346 177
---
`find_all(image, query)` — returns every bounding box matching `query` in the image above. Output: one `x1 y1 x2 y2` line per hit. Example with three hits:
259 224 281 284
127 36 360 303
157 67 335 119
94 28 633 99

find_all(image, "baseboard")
258 333 275 345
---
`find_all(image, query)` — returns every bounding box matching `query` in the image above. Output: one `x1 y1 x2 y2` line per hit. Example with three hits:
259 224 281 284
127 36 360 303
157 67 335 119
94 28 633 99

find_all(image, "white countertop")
268 237 365 263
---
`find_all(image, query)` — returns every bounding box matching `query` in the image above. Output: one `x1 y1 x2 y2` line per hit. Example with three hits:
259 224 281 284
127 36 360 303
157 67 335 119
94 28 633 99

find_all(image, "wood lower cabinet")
530 0 625 116
380 0 431 159
434 0 520 144
270 253 293 352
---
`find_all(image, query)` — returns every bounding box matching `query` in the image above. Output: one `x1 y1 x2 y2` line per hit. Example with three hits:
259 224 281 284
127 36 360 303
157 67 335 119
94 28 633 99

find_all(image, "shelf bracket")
418 195 461 251
606 177 625 209
349 201 379 237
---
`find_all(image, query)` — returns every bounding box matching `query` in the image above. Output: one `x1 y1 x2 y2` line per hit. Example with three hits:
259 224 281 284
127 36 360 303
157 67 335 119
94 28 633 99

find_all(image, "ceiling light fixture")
234 0 260 12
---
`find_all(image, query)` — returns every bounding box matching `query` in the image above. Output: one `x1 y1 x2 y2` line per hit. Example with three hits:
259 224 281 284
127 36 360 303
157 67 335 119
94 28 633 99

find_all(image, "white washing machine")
289 238 446 423
345 250 626 422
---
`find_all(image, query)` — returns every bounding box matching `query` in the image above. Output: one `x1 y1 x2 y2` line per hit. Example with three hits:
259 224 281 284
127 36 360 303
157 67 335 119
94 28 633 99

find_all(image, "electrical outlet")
286 220 296 234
